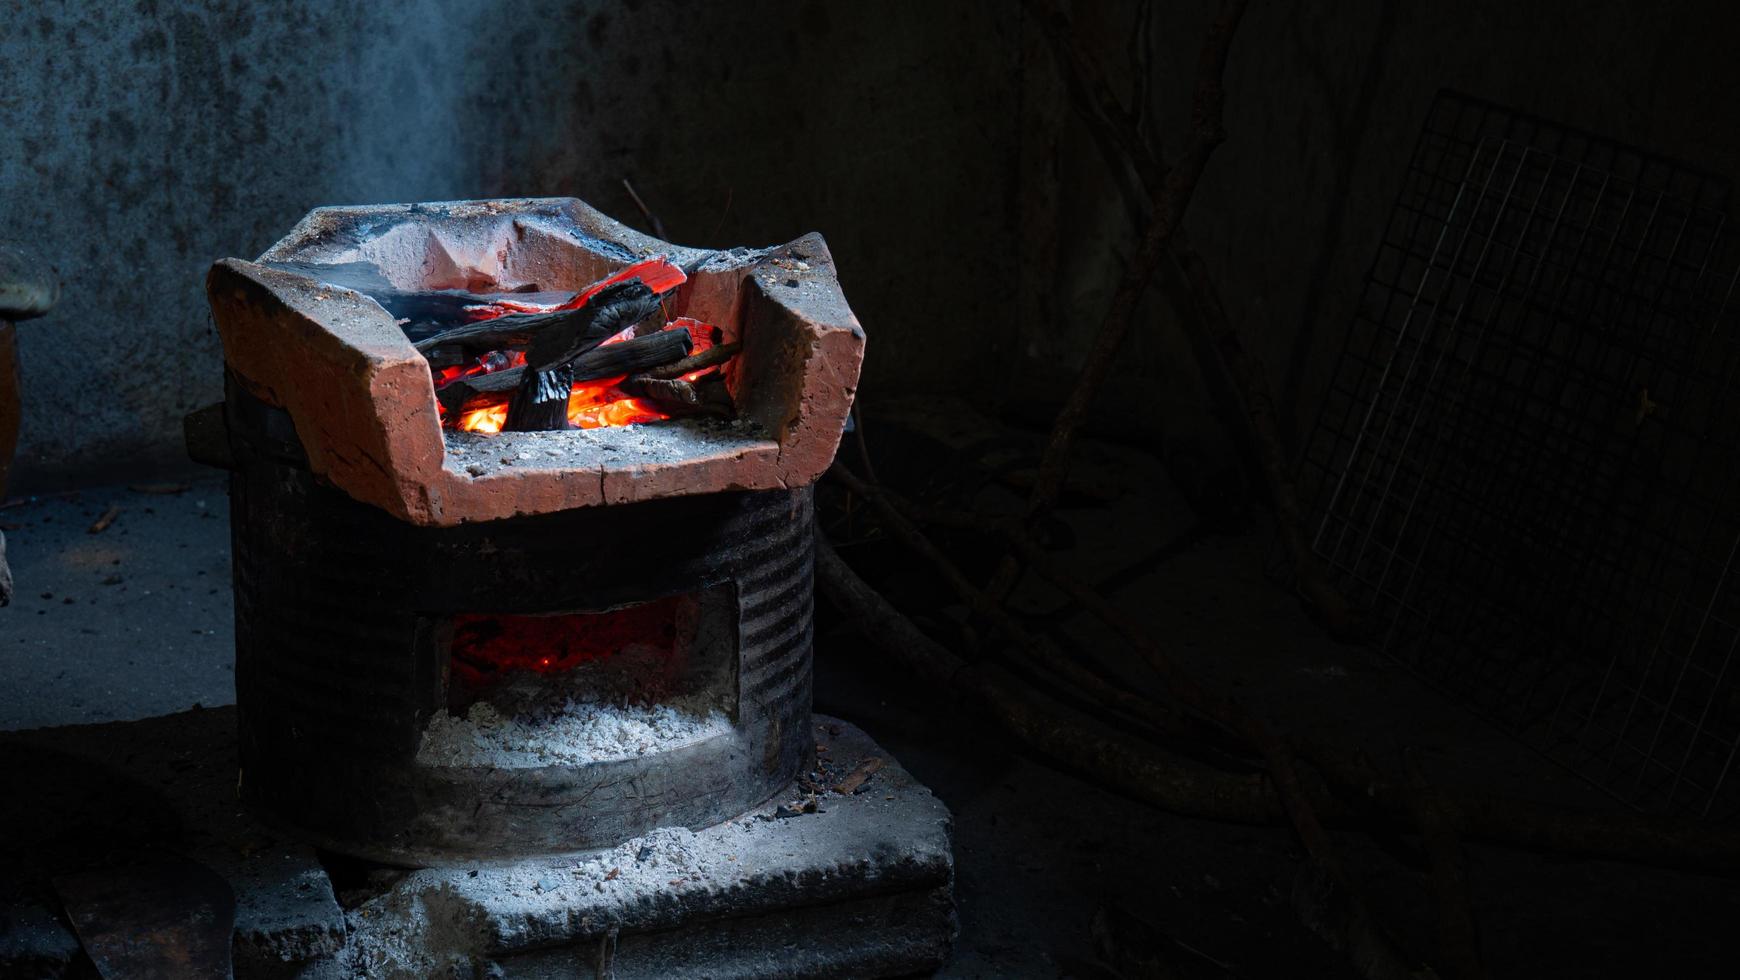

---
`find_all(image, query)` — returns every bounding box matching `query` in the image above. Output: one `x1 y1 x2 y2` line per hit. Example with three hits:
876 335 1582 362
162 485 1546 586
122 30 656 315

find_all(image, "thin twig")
1031 0 1351 631
706 186 735 242
988 0 1250 605
620 178 668 241
1027 0 1159 211
1171 246 1352 632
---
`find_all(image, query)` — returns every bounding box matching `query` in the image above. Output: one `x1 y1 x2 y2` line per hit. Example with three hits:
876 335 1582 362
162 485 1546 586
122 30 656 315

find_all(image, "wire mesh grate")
1298 90 1740 819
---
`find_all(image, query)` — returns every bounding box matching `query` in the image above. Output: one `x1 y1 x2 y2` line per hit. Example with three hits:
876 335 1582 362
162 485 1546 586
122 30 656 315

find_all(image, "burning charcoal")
413 257 686 353
504 364 577 432
411 305 591 355
422 346 468 371
568 328 692 382
263 259 582 341
523 280 665 371
695 377 734 413
437 371 514 415
381 285 562 334
618 375 732 419
503 326 693 432
644 341 742 381
451 281 678 433
579 255 688 301
443 330 693 419
402 257 698 433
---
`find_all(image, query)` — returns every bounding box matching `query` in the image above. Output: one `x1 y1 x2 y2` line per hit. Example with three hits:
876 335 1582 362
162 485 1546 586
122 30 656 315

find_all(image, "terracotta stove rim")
206 197 864 526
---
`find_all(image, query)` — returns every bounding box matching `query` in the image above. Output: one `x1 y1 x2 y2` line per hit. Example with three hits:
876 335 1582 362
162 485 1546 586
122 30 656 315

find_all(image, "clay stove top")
206 198 864 525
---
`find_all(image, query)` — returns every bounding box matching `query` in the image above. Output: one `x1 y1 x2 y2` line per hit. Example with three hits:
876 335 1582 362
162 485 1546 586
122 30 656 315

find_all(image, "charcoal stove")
201 198 869 865
190 200 898 827
183 198 955 975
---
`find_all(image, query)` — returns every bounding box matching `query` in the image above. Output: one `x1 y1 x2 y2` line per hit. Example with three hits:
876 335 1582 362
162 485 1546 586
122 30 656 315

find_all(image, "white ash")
560 826 718 893
340 826 723 976
417 696 730 768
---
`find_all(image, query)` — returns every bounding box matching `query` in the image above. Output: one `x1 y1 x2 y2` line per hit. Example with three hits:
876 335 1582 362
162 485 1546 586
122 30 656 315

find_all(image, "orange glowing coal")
452 378 668 434
445 324 690 434
446 595 687 695
430 259 733 435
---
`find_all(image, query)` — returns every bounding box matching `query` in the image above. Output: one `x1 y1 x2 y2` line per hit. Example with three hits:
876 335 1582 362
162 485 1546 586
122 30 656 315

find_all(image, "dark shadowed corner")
7 2 1740 977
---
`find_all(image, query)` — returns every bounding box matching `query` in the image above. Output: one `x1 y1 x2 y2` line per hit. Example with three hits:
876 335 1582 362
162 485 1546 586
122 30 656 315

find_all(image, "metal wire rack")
1297 90 1740 818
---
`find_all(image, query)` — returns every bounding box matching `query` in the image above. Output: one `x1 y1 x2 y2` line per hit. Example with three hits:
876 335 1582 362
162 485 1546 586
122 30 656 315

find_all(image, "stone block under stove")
0 708 955 978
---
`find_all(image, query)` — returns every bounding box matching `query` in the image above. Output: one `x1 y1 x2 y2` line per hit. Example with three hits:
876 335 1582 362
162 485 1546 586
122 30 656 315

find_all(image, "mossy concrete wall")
0 0 1021 490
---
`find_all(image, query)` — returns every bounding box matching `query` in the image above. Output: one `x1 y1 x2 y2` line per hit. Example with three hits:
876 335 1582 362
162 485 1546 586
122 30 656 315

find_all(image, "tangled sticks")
814 3 1740 978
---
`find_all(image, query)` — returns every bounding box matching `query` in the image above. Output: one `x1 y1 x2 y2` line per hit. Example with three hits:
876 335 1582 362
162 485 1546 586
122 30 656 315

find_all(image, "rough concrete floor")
0 480 233 730
3 466 1738 977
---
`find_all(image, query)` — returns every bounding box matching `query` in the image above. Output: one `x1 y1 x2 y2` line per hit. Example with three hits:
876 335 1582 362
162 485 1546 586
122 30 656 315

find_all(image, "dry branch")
827 462 1205 745
1171 243 1351 631
830 462 1425 979
817 536 1284 825
1030 0 1350 630
854 477 1740 874
985 0 1251 608
826 513 1740 873
621 177 669 241
438 330 694 415
1020 0 1248 527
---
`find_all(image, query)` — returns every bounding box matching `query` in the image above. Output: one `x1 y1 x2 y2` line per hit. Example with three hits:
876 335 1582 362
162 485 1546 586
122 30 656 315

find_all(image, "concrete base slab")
0 708 955 978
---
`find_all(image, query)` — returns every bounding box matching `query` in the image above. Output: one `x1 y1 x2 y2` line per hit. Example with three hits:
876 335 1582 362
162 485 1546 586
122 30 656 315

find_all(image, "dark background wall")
1023 0 1740 468
0 0 1020 491
4 0 1738 493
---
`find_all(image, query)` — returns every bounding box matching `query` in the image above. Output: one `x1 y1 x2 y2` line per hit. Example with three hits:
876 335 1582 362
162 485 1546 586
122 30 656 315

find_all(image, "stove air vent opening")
416 584 739 769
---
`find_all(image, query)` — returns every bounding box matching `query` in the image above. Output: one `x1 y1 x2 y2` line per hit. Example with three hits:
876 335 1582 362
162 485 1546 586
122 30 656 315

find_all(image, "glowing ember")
427 257 738 434
457 402 509 434
565 377 668 428
443 320 693 433
447 596 686 690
